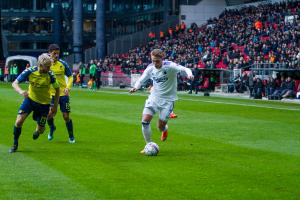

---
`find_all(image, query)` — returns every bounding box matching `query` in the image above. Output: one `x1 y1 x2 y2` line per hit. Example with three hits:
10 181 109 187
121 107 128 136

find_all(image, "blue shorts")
51 95 71 113
18 98 50 127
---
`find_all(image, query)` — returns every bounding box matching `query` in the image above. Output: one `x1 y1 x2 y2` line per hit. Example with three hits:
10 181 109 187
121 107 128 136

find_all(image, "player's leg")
9 113 29 153
141 112 153 144
61 96 75 143
9 98 32 153
195 80 200 94
47 96 57 140
33 122 46 140
140 112 153 154
158 119 168 141
158 101 174 141
80 75 84 86
188 79 193 94
33 104 49 140
63 112 75 143
141 98 157 144
140 98 157 154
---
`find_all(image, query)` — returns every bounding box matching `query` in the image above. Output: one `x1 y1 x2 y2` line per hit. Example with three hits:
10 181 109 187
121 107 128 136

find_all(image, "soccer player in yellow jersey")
47 44 75 143
9 53 60 153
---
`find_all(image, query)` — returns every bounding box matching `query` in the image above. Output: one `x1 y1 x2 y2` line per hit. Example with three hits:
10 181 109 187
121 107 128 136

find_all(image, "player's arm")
170 62 194 80
61 59 73 96
12 68 31 97
12 80 28 97
53 85 60 111
65 75 73 96
50 71 60 112
129 66 151 93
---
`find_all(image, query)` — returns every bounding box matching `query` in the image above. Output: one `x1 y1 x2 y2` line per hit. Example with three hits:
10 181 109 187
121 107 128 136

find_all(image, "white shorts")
142 97 174 122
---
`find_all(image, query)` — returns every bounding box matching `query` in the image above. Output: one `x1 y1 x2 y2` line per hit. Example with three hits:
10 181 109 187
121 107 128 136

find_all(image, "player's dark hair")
48 44 60 52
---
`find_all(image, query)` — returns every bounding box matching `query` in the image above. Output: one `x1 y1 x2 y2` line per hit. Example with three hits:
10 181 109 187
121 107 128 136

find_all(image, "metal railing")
100 73 131 87
250 63 300 70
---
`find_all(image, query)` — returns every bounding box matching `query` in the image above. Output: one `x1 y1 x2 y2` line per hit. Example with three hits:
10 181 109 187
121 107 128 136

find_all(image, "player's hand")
20 90 29 98
64 88 70 96
48 106 57 118
129 88 137 93
51 106 57 115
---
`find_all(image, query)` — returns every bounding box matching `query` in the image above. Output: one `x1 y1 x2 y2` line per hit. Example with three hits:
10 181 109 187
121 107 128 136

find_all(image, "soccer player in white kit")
129 49 194 153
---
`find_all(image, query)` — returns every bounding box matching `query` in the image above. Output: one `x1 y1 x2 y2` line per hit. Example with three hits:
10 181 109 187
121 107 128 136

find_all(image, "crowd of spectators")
70 1 300 98
1 1 300 99
99 1 300 75
233 71 299 99
0 63 20 82
87 0 299 99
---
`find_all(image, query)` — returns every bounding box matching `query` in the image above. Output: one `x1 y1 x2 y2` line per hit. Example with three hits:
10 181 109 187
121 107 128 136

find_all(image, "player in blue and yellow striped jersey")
9 53 60 153
47 44 75 143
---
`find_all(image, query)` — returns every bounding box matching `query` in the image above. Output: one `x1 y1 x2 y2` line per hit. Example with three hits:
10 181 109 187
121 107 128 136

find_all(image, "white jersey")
134 61 193 101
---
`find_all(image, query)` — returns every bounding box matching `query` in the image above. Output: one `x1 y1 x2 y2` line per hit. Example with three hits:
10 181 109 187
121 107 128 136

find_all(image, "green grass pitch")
1 83 300 200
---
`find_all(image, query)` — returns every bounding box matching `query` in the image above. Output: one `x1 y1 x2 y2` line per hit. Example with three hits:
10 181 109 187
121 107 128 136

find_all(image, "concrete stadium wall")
180 0 227 28
106 16 179 56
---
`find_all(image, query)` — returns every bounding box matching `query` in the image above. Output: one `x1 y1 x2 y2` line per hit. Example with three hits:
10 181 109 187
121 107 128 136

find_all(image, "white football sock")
163 124 168 132
142 121 152 143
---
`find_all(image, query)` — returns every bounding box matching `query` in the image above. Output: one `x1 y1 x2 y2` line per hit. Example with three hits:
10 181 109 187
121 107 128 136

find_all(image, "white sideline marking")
83 89 300 112
180 97 300 112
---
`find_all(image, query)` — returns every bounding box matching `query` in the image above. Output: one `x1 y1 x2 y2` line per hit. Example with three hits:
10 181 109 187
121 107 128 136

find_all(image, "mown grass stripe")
0 145 100 200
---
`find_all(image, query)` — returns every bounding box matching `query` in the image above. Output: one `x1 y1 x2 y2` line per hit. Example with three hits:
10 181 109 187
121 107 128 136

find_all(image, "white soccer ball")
144 142 159 156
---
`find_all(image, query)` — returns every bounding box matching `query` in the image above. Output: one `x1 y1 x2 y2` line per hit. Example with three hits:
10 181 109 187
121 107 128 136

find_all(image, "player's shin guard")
13 126 21 145
47 118 56 135
66 119 74 138
142 121 152 143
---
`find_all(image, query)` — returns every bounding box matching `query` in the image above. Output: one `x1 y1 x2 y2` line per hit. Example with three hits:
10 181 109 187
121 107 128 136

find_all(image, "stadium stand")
3 1 297 99
72 1 300 99
95 1 299 75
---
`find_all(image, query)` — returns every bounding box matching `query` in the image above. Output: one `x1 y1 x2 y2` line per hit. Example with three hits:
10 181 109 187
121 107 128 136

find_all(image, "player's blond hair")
38 53 52 67
151 49 165 59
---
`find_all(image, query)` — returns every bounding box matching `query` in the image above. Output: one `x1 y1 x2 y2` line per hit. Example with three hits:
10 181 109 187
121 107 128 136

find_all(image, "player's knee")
15 117 25 127
63 114 70 122
15 120 23 127
142 120 150 128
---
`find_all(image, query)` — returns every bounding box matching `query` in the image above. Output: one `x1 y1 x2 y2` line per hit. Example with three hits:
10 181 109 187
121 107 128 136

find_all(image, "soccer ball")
144 142 159 156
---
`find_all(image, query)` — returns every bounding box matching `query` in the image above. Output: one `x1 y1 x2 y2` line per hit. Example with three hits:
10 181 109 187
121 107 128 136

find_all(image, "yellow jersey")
50 59 73 96
17 66 59 105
